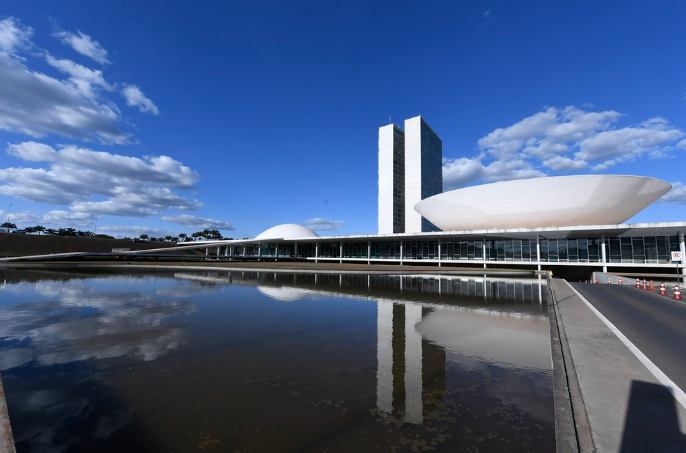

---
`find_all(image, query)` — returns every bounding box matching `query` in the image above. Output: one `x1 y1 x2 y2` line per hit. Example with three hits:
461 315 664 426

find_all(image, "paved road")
570 283 686 393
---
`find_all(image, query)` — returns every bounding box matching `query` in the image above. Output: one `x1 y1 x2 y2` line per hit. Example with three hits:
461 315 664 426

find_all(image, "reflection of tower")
376 301 446 424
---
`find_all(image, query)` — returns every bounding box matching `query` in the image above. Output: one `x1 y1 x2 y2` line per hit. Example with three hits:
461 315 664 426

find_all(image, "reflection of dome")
257 286 307 302
414 175 671 231
416 310 550 371
254 224 319 240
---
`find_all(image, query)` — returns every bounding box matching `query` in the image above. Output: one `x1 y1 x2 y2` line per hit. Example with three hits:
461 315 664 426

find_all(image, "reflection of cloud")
0 280 193 370
9 378 134 452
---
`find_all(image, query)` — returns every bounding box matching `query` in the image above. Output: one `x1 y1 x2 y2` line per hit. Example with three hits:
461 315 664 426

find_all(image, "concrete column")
376 301 393 414
438 240 441 267
483 238 488 269
601 234 607 273
536 236 541 271
340 241 343 264
275 243 279 260
367 240 371 265
257 242 261 261
315 242 319 263
400 240 404 266
404 304 423 424
294 242 298 259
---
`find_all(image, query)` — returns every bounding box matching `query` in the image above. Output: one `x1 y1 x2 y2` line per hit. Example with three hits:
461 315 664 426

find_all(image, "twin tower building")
378 115 443 235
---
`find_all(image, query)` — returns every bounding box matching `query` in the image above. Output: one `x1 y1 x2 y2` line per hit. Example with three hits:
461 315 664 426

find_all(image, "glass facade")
227 234 682 265
419 119 442 233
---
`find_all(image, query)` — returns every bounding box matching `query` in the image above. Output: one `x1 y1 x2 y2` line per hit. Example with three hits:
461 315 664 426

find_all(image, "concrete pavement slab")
553 279 686 452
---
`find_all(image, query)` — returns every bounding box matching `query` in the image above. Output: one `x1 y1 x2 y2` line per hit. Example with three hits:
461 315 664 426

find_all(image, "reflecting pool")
0 268 553 452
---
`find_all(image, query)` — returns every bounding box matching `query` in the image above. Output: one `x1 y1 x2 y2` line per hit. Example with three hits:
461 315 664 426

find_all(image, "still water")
0 268 553 452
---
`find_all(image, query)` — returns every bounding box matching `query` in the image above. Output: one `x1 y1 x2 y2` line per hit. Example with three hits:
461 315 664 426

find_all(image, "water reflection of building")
376 302 446 424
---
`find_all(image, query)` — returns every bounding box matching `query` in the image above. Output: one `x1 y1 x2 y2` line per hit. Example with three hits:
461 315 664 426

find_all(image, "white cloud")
41 210 95 227
444 106 685 190
0 209 94 228
660 182 686 204
162 214 235 230
304 218 346 231
122 84 159 115
1 142 201 217
442 157 485 190
575 118 684 162
542 156 588 171
0 17 32 54
45 54 113 99
0 45 129 143
54 30 109 65
443 157 545 191
98 225 177 238
0 18 159 144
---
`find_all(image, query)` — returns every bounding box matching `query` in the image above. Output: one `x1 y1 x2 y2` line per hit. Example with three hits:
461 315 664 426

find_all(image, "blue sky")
0 1 684 239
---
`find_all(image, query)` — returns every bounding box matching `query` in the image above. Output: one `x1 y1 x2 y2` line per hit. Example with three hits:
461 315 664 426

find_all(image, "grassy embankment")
0 232 179 258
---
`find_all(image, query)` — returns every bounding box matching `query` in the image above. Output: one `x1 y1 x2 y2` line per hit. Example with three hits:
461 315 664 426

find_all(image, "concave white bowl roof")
414 175 671 231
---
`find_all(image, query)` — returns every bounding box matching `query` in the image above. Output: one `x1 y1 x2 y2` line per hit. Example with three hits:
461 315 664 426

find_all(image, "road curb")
549 279 594 453
0 371 15 453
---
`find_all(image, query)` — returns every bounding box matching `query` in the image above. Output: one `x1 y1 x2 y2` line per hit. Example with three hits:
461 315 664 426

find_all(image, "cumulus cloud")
0 18 158 144
660 182 686 204
0 17 32 53
0 49 129 143
162 214 234 230
0 209 93 228
54 29 109 64
122 84 159 115
0 142 201 217
443 106 685 190
97 225 177 238
304 218 346 231
45 54 113 99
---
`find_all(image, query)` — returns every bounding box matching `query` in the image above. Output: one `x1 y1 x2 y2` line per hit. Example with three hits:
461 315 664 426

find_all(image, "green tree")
57 228 77 236
1 222 17 232
139 234 149 241
24 226 35 234
33 225 46 235
178 233 187 242
45 228 57 235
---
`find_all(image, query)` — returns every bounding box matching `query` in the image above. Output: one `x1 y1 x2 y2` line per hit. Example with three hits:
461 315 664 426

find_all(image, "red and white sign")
672 251 683 262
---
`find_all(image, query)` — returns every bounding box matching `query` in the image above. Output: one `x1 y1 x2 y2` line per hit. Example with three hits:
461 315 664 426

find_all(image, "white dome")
414 175 671 231
254 223 319 240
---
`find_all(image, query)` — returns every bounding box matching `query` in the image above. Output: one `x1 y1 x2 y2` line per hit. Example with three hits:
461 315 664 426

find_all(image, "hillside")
0 233 178 258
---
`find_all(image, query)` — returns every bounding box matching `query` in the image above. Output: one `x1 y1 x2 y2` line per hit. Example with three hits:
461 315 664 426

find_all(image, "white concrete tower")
378 124 405 234
404 116 442 233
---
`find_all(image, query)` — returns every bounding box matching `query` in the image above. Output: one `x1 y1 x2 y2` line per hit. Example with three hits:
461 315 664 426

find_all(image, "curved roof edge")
255 223 320 240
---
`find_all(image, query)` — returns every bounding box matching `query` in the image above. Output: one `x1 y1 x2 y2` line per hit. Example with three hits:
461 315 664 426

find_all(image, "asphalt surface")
570 283 686 393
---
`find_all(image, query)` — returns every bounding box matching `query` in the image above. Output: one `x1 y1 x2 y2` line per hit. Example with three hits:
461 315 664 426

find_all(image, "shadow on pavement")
620 380 686 452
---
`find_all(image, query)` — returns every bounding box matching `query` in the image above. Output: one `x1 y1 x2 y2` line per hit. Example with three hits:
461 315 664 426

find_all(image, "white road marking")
566 281 686 411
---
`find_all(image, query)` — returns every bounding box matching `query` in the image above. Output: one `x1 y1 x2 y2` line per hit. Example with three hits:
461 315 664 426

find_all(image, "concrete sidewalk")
552 279 686 452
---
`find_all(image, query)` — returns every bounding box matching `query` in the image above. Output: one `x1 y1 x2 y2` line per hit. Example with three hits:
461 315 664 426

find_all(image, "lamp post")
6 203 11 233
94 214 100 236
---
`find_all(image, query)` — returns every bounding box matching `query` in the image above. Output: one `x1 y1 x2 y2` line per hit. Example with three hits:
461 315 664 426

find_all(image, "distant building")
378 116 442 235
